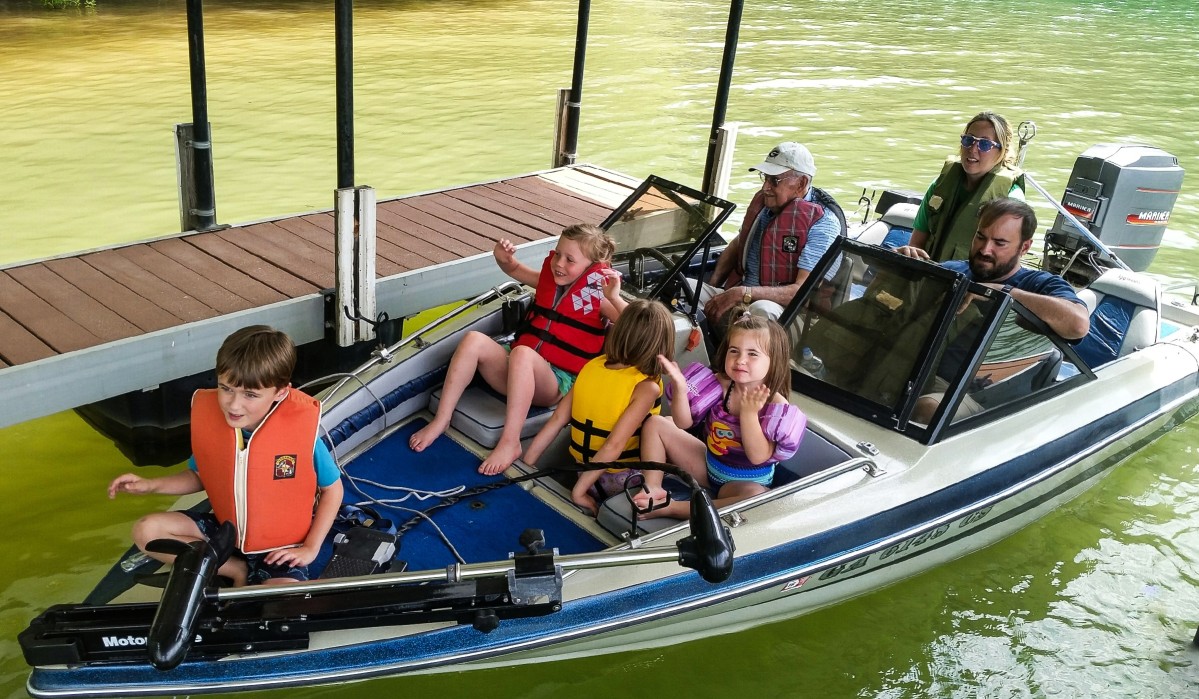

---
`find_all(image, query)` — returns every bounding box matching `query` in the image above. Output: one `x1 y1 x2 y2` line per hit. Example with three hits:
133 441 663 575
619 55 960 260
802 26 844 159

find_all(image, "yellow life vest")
568 356 661 464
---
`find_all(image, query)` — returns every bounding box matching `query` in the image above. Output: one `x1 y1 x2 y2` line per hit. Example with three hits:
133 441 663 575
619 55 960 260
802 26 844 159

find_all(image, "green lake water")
2 0 1198 696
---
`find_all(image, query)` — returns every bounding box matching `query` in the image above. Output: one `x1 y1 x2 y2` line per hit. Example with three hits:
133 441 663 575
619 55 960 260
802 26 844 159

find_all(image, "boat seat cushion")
429 383 556 449
1074 269 1161 368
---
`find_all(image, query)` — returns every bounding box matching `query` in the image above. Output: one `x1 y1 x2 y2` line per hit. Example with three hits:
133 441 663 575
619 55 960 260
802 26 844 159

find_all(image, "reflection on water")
2 1 1198 697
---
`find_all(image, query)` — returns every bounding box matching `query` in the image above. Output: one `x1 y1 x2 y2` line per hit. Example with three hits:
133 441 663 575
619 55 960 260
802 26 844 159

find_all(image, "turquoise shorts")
501 342 576 397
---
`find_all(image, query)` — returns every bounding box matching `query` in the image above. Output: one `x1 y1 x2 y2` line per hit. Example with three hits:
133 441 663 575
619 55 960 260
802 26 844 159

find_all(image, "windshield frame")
779 238 1096 444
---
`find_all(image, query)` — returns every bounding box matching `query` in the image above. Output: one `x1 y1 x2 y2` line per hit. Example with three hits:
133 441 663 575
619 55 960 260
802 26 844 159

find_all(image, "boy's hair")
603 299 675 377
560 223 616 264
715 309 792 397
215 325 296 390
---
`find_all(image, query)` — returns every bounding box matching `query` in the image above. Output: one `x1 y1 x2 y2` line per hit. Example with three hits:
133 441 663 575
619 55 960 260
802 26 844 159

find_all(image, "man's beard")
969 251 1020 282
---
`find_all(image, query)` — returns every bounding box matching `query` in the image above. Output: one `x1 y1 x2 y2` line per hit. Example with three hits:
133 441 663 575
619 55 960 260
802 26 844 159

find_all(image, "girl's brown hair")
603 299 675 377
714 309 792 397
215 325 296 390
560 223 616 264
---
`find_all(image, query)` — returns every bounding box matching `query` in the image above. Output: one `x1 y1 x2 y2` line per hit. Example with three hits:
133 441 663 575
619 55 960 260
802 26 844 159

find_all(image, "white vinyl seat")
429 385 555 449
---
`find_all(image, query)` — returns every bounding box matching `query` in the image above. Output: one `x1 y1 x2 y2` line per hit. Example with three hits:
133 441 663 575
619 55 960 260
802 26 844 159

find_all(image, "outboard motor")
1044 144 1184 274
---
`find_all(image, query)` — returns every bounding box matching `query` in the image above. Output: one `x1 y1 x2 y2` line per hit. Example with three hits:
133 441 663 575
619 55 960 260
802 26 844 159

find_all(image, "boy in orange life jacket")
107 325 344 587
409 223 627 476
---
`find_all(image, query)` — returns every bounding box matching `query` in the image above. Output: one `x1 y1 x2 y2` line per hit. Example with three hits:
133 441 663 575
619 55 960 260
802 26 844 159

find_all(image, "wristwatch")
742 287 753 305
1001 283 1014 295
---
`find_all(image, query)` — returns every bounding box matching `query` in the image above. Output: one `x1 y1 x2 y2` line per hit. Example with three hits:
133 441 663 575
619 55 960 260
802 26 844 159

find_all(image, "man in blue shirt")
896 197 1090 340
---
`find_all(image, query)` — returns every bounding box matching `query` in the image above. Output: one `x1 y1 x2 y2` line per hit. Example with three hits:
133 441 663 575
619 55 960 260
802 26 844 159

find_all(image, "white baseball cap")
749 142 816 177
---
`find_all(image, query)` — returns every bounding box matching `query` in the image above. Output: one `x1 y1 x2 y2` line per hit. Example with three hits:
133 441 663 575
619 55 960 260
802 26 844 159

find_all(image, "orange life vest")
191 388 321 554
511 252 609 375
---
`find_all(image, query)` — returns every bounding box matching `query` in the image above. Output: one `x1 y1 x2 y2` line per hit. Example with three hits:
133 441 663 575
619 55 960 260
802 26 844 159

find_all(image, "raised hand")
737 383 771 416
599 267 622 302
493 238 517 270
658 354 685 385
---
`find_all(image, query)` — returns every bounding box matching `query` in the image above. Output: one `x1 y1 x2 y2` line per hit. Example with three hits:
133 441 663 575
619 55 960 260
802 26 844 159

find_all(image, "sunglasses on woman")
960 134 1003 153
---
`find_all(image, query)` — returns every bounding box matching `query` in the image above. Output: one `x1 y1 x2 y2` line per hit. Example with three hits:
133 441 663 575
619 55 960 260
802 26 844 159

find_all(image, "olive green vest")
925 157 1024 262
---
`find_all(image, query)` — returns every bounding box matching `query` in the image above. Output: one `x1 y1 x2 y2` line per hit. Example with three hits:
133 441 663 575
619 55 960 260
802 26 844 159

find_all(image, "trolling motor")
21 465 734 671
144 521 235 670
675 488 736 583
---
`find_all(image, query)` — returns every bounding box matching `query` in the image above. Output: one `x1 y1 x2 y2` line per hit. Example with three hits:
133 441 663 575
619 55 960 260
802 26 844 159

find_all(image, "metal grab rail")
310 281 526 402
215 546 683 602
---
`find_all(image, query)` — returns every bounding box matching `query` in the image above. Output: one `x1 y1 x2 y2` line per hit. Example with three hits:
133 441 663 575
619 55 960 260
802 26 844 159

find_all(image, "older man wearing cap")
704 141 844 321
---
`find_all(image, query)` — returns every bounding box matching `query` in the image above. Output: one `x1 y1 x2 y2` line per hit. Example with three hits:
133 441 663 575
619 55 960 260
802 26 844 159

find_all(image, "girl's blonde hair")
560 223 616 264
603 299 675 377
714 309 792 397
964 110 1015 167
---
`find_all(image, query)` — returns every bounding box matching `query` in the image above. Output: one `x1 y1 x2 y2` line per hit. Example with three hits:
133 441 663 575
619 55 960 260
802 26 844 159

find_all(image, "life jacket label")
273 454 297 479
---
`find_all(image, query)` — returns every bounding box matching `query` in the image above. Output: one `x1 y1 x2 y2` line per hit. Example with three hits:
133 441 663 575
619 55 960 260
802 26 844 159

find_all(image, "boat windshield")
781 238 1092 442
600 175 735 312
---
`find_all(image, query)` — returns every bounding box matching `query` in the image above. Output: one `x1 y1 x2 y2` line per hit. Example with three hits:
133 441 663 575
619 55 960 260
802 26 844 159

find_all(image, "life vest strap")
527 302 607 336
520 325 602 361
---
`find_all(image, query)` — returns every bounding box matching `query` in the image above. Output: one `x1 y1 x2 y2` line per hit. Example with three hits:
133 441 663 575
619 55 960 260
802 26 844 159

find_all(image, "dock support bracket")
333 185 377 347
706 123 737 200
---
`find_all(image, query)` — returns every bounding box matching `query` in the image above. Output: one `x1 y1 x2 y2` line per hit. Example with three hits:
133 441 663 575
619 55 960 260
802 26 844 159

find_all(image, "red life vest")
191 388 321 554
728 190 825 288
511 252 609 375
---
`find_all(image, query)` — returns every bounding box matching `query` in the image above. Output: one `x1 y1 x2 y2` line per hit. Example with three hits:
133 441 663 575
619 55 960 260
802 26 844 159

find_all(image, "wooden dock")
0 164 639 429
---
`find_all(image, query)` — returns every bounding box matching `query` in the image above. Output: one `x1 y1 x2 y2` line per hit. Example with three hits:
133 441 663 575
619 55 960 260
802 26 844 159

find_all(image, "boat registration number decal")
817 506 994 582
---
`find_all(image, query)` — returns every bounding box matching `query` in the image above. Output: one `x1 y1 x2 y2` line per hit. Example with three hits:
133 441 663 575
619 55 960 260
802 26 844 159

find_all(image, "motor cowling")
1045 144 1184 272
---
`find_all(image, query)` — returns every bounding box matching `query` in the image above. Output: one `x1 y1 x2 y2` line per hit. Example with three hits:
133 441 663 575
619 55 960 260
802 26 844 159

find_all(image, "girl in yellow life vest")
522 299 675 515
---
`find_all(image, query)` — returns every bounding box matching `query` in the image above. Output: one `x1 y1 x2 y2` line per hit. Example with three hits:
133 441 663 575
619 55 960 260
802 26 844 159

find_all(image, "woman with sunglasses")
907 111 1026 262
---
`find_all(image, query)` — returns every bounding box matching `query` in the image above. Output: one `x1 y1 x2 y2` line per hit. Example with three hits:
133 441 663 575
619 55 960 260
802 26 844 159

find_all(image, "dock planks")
0 165 635 429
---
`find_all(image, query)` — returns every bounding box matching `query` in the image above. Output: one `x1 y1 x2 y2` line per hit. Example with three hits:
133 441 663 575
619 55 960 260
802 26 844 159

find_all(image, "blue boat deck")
0 165 639 429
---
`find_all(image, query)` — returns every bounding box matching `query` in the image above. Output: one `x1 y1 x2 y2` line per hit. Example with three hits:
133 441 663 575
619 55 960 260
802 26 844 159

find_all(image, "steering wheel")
627 247 677 292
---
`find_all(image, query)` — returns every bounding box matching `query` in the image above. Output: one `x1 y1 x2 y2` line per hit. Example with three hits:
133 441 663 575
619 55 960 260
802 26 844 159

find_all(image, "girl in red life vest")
410 224 627 475
521 299 675 515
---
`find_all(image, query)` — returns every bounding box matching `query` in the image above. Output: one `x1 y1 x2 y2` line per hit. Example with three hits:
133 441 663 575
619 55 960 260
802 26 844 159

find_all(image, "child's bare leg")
712 482 768 510
410 332 507 451
570 469 603 515
479 346 561 475
132 512 249 587
635 421 709 520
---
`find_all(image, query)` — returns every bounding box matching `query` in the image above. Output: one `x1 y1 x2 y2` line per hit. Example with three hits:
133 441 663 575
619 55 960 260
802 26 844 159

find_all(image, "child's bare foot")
632 486 668 513
409 419 448 452
479 440 521 476
638 496 688 520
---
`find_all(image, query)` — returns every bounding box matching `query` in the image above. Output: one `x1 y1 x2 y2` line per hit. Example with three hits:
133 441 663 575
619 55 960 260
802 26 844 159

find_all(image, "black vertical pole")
335 0 355 189
561 0 591 165
701 0 743 194
185 0 217 230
